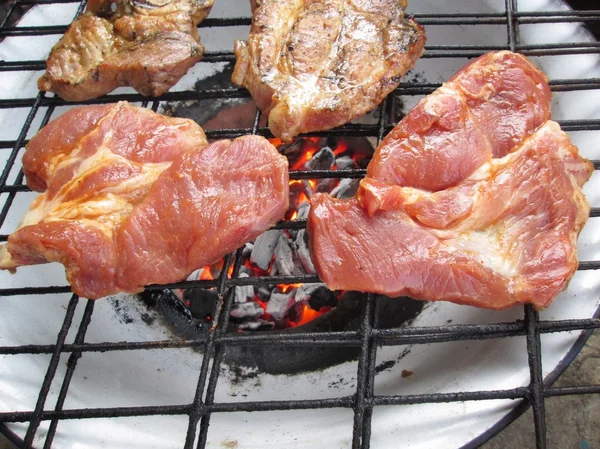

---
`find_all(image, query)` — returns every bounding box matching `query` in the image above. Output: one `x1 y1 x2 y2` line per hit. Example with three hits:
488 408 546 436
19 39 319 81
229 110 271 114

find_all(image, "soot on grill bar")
182 135 375 331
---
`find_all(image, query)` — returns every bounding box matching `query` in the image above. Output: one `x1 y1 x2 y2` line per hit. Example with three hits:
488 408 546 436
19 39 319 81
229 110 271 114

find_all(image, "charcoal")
331 178 360 199
238 319 275 331
335 155 355 170
242 242 253 259
301 179 314 198
184 288 218 320
256 285 272 302
239 265 254 276
295 283 327 303
288 180 305 212
315 178 337 193
266 290 297 321
279 138 327 159
269 263 278 276
250 229 282 270
295 229 316 274
234 273 254 303
209 263 221 279
296 201 311 220
230 301 264 319
305 146 335 171
308 286 338 311
274 233 296 276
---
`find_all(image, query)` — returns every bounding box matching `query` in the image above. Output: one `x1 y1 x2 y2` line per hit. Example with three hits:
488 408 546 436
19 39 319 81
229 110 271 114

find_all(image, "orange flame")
199 266 213 280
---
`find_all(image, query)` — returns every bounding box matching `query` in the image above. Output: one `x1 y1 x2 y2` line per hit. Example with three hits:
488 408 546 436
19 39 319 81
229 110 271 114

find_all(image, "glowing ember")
183 136 374 330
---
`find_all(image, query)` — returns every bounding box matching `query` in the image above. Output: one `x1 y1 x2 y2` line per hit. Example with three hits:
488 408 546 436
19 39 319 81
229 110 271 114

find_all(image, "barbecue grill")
0 0 599 448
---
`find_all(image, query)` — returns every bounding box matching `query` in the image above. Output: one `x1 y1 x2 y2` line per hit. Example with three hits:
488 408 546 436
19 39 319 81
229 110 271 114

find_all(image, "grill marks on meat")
232 0 426 141
0 103 289 299
361 51 552 198
308 122 593 309
38 0 214 101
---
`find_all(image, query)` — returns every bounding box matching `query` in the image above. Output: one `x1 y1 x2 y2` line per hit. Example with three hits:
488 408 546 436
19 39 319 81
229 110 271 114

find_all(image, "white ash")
256 285 272 302
238 319 275 331
234 273 254 303
266 289 297 321
230 301 264 319
250 229 282 270
331 178 360 199
304 146 335 171
274 233 297 276
301 179 314 198
296 201 311 220
315 178 337 193
294 229 316 274
295 283 327 303
335 155 355 170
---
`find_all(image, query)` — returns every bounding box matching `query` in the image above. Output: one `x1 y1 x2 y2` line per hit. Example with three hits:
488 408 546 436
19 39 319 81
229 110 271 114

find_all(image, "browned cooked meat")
38 0 214 101
232 0 426 141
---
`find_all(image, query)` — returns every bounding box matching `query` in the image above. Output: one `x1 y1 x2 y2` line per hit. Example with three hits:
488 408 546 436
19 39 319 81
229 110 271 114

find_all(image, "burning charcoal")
288 180 305 211
335 155 355 170
234 273 254 303
301 179 314 198
294 229 316 274
266 289 297 321
296 201 311 220
230 301 264 319
274 233 296 276
239 265 254 276
308 286 338 311
250 229 282 270
280 138 326 159
238 319 275 331
305 146 335 171
242 242 253 259
295 283 327 303
256 285 272 302
315 178 337 193
210 264 222 279
330 178 360 199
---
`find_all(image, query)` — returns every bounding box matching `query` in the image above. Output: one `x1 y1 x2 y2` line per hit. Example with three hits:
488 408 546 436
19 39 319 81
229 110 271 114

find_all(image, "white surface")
0 1 599 448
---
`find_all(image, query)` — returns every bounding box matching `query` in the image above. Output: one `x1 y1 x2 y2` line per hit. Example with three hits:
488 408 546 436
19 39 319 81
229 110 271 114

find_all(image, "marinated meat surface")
232 0 426 141
38 0 214 101
0 103 289 299
308 122 593 309
360 51 552 202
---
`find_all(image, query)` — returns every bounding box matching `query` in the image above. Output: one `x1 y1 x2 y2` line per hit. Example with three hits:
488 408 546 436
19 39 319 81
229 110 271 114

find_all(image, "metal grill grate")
0 1 599 448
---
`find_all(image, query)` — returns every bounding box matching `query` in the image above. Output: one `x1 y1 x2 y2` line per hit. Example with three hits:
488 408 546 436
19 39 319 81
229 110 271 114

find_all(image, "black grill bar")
23 294 79 447
183 252 234 449
0 0 599 448
42 299 95 449
525 305 547 449
1 318 598 360
4 381 600 424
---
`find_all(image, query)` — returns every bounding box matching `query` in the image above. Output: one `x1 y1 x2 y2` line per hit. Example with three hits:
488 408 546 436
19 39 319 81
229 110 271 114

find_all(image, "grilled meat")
38 0 214 101
359 51 552 200
232 0 426 141
308 121 593 309
0 102 289 299
308 52 592 309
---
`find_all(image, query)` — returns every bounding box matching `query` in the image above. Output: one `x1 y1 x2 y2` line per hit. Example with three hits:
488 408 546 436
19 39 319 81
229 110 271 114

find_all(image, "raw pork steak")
308 122 593 309
0 102 289 299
